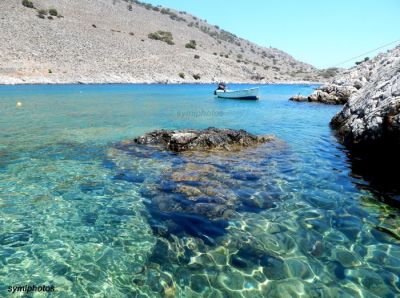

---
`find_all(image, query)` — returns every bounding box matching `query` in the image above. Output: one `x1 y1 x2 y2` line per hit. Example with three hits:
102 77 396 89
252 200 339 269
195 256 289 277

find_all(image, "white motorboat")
215 87 259 100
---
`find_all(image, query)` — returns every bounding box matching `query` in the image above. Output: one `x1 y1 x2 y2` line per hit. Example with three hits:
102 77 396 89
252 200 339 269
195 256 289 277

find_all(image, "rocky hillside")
290 46 399 105
0 0 326 84
331 45 400 147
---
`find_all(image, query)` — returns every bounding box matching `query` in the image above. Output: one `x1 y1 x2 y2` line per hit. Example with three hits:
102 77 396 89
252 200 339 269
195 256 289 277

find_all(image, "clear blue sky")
145 0 400 69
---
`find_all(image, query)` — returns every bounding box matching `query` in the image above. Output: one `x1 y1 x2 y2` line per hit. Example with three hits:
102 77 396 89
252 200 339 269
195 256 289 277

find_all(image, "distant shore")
0 77 323 86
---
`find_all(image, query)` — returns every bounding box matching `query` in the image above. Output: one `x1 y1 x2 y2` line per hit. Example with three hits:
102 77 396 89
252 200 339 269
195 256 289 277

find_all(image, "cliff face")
0 0 323 84
331 46 400 147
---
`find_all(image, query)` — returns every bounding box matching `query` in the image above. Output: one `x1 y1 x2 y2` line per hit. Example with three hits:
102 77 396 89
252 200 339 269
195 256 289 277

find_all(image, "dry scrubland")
0 0 334 84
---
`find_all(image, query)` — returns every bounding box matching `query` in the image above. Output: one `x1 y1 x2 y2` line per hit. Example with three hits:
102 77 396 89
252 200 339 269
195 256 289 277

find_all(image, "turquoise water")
0 84 399 297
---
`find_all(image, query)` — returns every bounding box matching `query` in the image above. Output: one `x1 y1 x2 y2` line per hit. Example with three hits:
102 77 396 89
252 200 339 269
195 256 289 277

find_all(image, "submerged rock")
132 127 275 152
108 129 286 242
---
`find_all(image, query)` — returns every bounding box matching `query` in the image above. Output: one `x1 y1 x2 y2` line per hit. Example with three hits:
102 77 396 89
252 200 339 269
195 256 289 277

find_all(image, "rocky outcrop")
290 47 399 105
132 127 275 152
289 85 357 104
331 46 400 147
109 128 285 243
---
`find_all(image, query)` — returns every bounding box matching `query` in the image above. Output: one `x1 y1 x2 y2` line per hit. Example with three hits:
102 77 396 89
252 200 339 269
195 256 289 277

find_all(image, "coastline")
0 76 324 86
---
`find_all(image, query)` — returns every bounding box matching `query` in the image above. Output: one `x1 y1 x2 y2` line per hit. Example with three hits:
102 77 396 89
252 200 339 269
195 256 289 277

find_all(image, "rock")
289 95 308 102
331 46 400 147
133 127 275 152
108 129 286 242
290 84 357 105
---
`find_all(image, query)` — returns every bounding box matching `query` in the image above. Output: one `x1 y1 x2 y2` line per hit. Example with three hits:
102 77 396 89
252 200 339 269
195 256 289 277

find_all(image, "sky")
145 0 400 69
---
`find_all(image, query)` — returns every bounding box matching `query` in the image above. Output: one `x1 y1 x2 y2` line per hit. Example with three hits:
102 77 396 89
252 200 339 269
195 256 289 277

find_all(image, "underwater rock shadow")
107 132 288 244
346 146 400 208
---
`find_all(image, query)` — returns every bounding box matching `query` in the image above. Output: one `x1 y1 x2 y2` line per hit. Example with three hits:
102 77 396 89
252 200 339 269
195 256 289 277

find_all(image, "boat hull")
216 88 259 100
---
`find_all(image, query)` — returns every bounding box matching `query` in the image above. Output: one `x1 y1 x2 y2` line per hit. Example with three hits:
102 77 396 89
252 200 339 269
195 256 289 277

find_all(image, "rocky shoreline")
0 77 323 86
290 84 357 105
331 46 400 148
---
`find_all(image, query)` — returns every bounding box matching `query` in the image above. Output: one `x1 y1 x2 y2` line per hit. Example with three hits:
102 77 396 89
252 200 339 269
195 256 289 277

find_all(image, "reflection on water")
0 84 399 297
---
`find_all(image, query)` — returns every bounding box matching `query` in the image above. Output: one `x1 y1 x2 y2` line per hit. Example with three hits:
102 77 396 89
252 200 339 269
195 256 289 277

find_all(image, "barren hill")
0 0 326 84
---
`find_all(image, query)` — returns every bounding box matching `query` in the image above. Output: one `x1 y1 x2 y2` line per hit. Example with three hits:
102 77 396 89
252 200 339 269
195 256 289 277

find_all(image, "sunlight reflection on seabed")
0 84 399 297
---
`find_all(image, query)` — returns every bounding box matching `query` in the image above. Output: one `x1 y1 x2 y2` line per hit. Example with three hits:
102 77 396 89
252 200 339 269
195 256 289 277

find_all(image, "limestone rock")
331 45 400 147
133 127 275 152
290 84 357 105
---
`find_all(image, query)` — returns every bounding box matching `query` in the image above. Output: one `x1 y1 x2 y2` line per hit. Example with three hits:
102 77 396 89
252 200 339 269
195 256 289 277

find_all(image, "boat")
215 87 259 100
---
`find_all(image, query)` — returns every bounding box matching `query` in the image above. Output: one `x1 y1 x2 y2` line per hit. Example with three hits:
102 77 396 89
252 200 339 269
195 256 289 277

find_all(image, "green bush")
48 8 58 16
37 9 48 15
178 73 185 79
22 0 34 8
194 55 200 59
148 31 174 45
319 67 339 78
193 74 201 80
185 40 197 49
355 57 370 65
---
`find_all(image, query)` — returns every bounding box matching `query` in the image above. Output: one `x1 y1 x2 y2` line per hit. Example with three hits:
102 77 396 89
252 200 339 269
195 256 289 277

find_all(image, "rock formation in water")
109 128 285 243
132 127 275 152
331 46 400 147
290 85 357 104
291 46 399 105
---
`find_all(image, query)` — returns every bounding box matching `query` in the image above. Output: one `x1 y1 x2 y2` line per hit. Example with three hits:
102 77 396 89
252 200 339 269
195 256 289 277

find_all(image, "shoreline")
0 79 324 86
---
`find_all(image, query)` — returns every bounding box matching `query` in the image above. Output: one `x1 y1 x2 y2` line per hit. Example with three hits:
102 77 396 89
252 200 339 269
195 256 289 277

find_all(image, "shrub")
127 4 133 11
22 0 34 8
148 31 174 45
178 72 185 79
193 74 201 80
48 69 52 74
319 67 339 78
37 9 47 15
194 55 200 59
48 8 58 16
237 54 243 59
185 40 196 49
213 52 217 55
355 57 370 65
129 32 134 36
224 54 229 58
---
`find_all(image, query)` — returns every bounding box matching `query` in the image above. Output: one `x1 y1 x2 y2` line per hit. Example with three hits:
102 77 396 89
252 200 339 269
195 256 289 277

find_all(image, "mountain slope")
0 0 324 84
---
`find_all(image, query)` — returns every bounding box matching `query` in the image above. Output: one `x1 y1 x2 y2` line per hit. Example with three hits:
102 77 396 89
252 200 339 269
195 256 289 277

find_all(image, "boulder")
109 129 286 242
289 95 308 102
290 84 357 105
331 46 400 147
132 127 275 152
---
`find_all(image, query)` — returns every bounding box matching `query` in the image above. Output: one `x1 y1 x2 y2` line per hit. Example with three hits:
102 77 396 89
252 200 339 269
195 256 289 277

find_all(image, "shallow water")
0 84 399 297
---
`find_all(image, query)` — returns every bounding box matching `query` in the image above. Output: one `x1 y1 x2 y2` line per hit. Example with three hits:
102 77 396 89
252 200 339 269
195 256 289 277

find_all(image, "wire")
332 38 400 67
